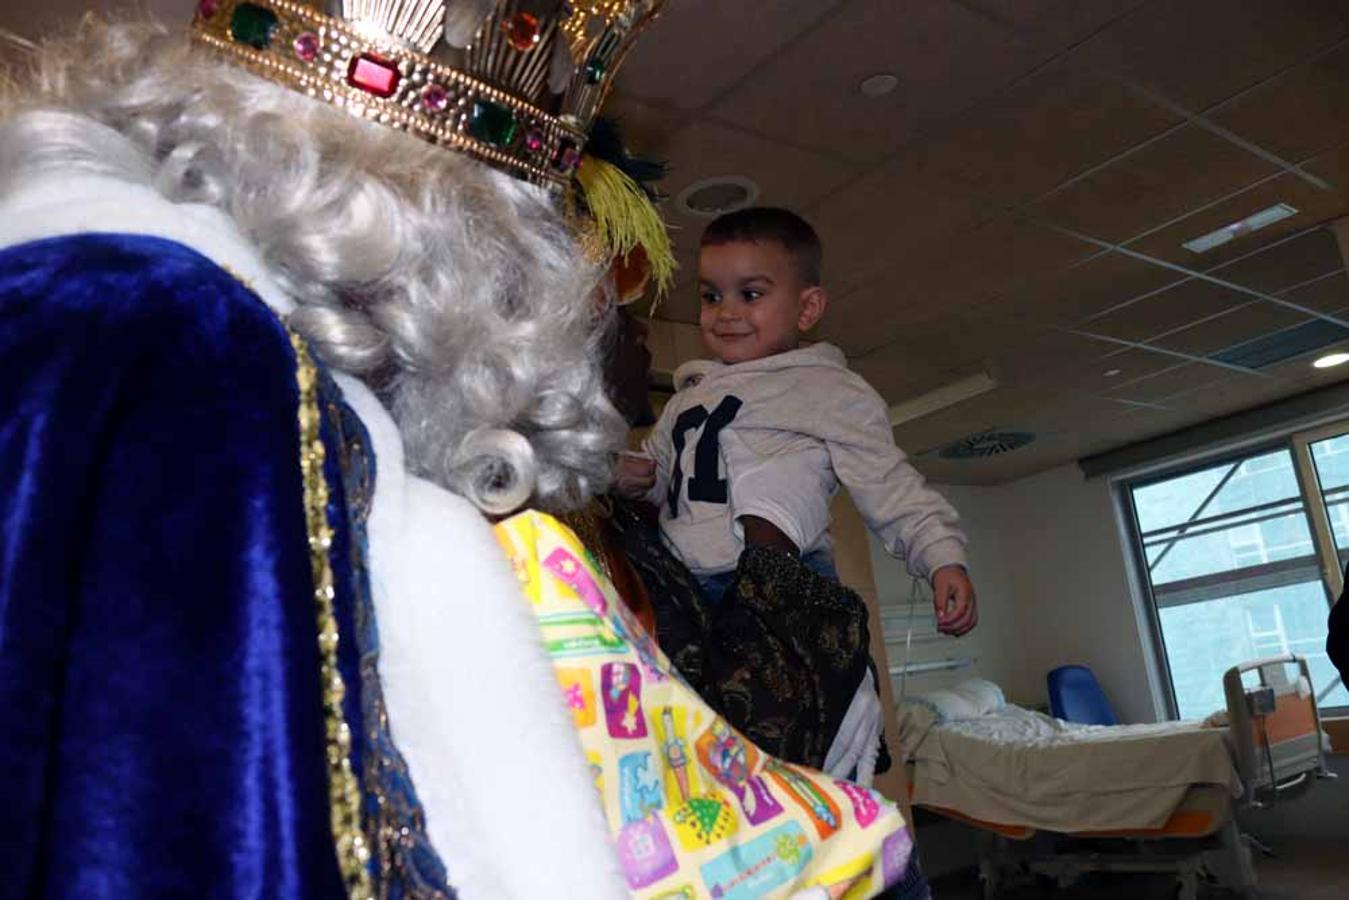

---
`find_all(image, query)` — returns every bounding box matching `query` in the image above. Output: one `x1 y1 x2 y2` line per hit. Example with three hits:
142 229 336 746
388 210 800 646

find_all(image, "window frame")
1118 432 1348 720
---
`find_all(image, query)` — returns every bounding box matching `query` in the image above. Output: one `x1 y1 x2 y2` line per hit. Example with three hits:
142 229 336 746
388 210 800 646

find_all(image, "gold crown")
190 0 668 190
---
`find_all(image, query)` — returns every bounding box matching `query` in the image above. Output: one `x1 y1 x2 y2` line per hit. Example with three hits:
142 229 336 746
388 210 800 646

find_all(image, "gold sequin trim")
291 330 374 900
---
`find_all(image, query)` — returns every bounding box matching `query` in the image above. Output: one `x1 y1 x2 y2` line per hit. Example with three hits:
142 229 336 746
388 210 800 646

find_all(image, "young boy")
616 207 977 636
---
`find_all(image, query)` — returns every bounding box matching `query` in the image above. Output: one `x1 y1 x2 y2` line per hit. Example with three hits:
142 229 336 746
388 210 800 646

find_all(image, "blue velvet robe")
0 234 450 898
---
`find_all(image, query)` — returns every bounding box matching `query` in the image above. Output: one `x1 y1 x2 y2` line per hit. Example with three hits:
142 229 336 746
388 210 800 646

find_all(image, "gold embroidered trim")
290 330 374 900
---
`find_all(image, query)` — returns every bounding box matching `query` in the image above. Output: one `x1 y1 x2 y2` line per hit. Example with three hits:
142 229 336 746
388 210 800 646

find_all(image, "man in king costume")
0 2 923 897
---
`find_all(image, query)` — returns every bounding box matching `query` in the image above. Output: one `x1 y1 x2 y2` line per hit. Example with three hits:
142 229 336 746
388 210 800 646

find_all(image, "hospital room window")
1125 442 1349 720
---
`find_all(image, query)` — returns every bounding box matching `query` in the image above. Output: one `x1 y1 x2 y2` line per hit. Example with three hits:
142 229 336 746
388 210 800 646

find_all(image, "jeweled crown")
191 0 668 190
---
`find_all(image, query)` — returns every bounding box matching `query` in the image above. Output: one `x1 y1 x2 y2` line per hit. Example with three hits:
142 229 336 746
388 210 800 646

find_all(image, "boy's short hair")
700 207 823 286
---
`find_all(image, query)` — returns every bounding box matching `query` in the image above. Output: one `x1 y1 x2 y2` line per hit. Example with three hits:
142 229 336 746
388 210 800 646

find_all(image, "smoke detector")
937 430 1036 460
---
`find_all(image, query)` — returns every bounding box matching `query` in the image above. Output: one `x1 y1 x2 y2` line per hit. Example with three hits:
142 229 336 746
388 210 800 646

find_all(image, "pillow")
907 678 1006 725
951 678 1006 716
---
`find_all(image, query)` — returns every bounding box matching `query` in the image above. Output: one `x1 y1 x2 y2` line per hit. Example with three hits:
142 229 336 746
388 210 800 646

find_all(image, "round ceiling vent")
676 176 759 217
937 430 1036 461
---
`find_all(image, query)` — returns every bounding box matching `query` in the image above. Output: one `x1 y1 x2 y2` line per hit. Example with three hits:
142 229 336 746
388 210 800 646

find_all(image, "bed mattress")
900 705 1241 834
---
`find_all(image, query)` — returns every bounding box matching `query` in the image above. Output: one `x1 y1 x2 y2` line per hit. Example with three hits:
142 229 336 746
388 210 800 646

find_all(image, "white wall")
994 465 1165 723
869 482 1035 705
870 464 1169 724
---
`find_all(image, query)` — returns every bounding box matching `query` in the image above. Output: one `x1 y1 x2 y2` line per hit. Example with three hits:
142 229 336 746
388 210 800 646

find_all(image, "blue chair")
1047 664 1118 725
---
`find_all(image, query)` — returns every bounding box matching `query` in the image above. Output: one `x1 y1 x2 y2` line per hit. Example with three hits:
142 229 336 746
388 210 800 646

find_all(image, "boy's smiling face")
697 239 826 365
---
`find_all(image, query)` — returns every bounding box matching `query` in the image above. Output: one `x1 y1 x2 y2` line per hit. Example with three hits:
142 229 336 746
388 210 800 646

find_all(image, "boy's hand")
740 515 800 556
613 453 656 500
932 565 977 636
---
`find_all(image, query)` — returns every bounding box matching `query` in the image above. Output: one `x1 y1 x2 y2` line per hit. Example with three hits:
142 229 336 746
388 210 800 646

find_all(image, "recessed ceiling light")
859 73 900 97
1104 368 1122 378
1313 352 1349 369
1182 203 1298 254
676 176 759 218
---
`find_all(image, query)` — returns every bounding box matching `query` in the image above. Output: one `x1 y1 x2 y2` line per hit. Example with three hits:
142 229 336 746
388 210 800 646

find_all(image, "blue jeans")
697 549 838 606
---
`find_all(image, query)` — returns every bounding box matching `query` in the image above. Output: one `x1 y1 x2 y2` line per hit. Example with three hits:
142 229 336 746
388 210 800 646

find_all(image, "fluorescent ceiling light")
1182 203 1298 254
1313 352 1349 369
888 371 997 426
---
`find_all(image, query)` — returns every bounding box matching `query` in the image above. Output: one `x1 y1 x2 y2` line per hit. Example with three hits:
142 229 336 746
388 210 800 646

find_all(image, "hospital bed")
896 657 1330 899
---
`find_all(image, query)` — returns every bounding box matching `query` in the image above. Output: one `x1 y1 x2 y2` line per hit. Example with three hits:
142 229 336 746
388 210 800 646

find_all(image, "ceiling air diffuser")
937 430 1036 460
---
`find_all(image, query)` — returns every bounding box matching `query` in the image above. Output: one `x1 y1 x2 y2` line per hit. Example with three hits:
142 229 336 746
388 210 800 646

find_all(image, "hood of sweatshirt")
672 342 848 392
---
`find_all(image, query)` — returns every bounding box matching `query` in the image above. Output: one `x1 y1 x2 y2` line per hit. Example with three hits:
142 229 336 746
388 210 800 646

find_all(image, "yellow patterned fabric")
494 511 915 899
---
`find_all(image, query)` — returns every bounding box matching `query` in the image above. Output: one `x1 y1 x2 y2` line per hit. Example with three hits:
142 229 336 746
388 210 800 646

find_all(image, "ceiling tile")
1207 227 1344 293
815 284 956 358
656 118 859 254
709 0 1047 164
614 0 845 110
1282 270 1349 314
908 215 1096 305
1014 390 1136 432
1210 43 1349 163
1045 347 1184 396
1164 370 1305 417
1104 361 1229 404
1025 125 1280 243
1304 141 1349 193
660 118 859 211
849 351 973 407
599 94 691 156
982 329 1118 388
855 324 1113 406
954 0 1146 50
1071 0 1349 111
1123 170 1349 269
1078 279 1248 342
1150 301 1309 356
806 162 992 296
981 251 1180 327
823 297 1015 367
899 61 1180 208
814 217 1092 355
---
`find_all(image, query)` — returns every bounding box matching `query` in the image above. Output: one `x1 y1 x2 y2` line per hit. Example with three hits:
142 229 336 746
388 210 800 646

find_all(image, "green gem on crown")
584 54 608 85
468 100 519 149
231 2 279 50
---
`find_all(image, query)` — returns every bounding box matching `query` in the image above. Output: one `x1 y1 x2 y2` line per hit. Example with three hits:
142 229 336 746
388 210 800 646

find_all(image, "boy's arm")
823 378 967 581
824 383 977 634
636 401 675 507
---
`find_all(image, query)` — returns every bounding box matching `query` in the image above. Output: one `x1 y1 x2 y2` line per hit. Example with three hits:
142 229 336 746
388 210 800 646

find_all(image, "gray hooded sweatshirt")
642 342 967 579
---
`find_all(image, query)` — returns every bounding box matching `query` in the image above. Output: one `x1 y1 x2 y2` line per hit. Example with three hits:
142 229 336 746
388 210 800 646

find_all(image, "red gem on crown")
347 54 400 99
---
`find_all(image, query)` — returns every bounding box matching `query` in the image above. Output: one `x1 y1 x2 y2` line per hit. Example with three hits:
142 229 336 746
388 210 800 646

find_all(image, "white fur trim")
823 675 883 787
338 376 626 899
0 174 294 315
1 172 625 898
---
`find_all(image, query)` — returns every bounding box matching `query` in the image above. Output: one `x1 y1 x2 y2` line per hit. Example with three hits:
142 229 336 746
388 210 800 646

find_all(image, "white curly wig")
0 16 625 514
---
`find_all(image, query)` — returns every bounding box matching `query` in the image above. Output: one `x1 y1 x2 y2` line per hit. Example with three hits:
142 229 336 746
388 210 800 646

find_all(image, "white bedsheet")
900 704 1242 832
